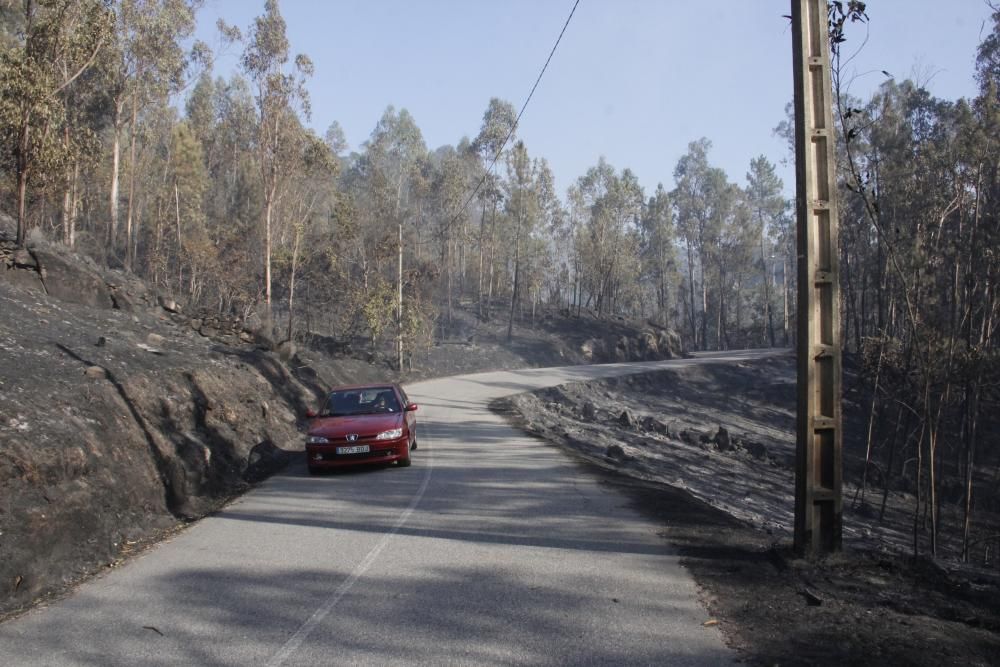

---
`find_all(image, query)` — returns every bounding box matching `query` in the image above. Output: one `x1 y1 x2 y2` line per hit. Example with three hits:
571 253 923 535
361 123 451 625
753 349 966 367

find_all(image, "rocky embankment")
0 230 328 618
494 358 799 536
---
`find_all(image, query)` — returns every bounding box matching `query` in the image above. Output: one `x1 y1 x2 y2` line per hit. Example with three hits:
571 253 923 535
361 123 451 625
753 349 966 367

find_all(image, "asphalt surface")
1 350 782 665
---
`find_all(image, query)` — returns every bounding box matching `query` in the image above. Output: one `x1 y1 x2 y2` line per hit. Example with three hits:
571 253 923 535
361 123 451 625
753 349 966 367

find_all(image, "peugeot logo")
346 434 359 442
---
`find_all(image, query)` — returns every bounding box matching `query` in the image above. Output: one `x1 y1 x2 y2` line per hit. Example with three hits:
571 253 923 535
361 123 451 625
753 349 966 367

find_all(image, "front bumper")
306 436 409 468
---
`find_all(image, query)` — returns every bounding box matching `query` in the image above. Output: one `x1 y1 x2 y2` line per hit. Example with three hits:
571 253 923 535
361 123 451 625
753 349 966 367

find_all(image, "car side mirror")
305 408 317 418
405 403 418 412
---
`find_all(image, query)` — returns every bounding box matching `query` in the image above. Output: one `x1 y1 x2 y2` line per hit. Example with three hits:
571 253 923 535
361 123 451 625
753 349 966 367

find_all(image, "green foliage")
0 0 112 242
361 277 396 349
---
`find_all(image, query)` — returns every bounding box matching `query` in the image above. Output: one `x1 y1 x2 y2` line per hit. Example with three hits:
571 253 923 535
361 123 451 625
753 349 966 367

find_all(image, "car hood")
308 414 403 439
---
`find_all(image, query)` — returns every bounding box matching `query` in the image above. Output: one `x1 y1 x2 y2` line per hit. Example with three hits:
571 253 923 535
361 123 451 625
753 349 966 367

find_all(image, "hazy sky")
194 1 994 199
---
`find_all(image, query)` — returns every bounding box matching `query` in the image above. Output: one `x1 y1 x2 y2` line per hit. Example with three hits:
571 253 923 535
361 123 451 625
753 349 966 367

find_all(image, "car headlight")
375 428 403 440
307 435 330 444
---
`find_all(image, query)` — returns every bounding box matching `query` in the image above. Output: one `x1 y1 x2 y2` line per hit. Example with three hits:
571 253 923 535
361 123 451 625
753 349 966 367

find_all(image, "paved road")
2 350 782 665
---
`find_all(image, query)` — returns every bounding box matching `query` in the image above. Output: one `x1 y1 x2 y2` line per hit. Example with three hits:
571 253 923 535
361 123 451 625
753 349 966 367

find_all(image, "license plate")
336 445 370 455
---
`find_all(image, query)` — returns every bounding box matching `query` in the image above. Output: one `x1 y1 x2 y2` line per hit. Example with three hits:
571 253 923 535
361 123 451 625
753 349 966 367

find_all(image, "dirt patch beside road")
494 356 1000 666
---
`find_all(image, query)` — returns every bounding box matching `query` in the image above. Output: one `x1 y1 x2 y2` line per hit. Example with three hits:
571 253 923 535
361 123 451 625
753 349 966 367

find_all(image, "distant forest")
1 1 999 561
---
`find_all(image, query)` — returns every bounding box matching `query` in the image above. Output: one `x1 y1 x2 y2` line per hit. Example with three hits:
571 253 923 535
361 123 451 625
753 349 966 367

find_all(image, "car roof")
326 383 399 393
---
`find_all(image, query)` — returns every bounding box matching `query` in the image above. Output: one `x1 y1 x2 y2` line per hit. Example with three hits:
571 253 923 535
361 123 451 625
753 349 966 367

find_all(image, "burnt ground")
494 357 1000 667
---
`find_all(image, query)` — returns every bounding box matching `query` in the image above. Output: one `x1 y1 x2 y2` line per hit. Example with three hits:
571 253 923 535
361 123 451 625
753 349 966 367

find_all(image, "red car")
305 384 418 473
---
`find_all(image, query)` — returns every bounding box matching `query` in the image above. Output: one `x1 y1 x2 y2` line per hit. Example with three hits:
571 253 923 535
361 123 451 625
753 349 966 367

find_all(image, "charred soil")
494 356 1000 666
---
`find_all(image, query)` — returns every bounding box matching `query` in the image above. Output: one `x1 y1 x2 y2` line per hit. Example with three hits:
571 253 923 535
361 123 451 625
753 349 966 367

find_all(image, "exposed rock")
275 405 296 424
581 401 598 420
613 336 632 362
146 333 165 347
32 248 114 309
294 365 318 382
277 340 297 362
680 429 695 444
699 430 714 444
714 426 732 451
108 287 138 312
636 331 659 360
84 366 106 379
656 330 680 359
157 293 180 313
618 408 636 428
243 311 264 334
605 443 626 460
0 262 45 293
254 328 276 351
12 249 36 268
189 319 203 331
640 415 668 434
743 440 768 460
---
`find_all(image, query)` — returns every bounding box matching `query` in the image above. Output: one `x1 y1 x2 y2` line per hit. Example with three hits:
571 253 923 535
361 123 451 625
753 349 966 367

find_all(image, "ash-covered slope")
0 226 330 617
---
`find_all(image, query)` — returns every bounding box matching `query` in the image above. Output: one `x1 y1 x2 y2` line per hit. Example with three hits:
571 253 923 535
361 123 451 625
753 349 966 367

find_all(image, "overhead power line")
448 0 581 227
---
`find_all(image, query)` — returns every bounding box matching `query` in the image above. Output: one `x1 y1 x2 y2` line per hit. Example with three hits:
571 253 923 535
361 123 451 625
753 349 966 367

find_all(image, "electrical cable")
445 0 581 229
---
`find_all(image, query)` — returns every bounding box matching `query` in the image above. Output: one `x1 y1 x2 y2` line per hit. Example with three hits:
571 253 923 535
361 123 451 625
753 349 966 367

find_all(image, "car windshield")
322 388 400 416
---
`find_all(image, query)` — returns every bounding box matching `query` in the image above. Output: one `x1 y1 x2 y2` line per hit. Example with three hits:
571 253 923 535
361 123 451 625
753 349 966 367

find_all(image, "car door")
397 385 416 441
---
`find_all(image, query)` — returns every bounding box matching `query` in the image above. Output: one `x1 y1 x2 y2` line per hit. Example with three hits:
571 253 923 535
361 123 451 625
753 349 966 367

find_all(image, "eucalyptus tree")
716 185 754 348
0 0 111 247
640 184 677 328
235 0 313 333
975 5 1000 98
184 72 215 158
503 141 539 341
348 106 426 365
671 139 727 349
429 144 471 332
103 0 203 268
323 120 348 157
745 156 785 347
571 158 644 319
166 120 208 295
471 98 517 319
280 127 338 341
830 7 1000 559
532 157 563 308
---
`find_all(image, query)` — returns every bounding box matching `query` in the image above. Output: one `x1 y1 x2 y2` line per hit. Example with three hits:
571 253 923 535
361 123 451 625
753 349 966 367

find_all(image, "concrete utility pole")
792 0 843 555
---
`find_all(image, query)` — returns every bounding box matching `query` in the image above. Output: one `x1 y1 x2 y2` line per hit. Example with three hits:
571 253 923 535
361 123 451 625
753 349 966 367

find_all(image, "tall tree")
641 184 676 327
237 0 313 335
103 0 203 268
471 98 517 320
671 139 727 349
504 141 537 341
745 155 786 347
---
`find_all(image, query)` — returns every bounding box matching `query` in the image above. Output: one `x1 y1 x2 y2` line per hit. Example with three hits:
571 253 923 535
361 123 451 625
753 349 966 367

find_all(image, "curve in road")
2 350 782 665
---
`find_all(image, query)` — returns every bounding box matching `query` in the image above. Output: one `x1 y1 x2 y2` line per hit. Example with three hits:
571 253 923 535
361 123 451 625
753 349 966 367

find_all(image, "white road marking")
266 430 435 667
